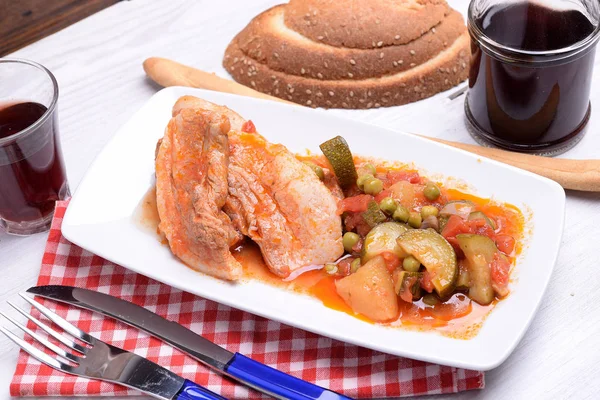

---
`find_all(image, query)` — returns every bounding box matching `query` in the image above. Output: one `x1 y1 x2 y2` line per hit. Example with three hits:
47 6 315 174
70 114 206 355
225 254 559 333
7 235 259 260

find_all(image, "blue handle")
225 353 353 400
174 379 227 400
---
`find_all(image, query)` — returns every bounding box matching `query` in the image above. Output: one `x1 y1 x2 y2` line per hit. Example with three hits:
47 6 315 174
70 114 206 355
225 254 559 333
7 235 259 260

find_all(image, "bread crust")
235 5 466 81
284 0 450 49
223 1 469 109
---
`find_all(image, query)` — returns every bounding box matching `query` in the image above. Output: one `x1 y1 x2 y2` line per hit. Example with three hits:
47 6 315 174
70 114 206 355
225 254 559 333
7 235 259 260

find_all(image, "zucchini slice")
361 221 409 263
319 136 358 187
361 201 387 228
456 234 497 305
397 229 458 298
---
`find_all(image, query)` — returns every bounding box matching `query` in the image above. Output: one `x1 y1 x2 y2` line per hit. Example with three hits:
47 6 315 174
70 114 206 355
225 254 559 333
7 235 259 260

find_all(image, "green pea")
403 255 421 272
363 163 377 175
324 263 338 275
423 182 441 201
303 162 325 180
379 197 397 215
343 232 360 253
363 178 384 195
422 294 439 306
421 205 439 219
392 205 410 223
357 174 374 189
408 211 422 228
350 258 361 273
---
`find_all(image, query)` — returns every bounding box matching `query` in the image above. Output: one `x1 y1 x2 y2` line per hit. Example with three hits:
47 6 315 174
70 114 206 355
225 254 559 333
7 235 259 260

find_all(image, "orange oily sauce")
136 158 525 340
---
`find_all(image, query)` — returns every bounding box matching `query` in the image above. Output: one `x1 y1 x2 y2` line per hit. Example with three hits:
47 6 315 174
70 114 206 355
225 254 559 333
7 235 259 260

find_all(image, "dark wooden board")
0 0 120 56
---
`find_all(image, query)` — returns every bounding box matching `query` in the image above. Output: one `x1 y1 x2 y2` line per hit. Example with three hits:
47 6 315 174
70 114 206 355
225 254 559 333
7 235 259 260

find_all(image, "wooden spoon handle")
143 57 600 191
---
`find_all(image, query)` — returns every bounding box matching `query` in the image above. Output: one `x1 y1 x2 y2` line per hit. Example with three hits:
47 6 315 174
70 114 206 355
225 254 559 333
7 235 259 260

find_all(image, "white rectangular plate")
63 87 565 370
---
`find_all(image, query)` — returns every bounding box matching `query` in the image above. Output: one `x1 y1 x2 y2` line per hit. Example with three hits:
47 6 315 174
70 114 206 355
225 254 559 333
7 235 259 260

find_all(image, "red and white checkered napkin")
10 201 484 398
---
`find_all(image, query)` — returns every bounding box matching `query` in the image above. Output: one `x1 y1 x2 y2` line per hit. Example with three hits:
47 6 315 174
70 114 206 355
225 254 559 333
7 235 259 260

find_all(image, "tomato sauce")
136 155 526 340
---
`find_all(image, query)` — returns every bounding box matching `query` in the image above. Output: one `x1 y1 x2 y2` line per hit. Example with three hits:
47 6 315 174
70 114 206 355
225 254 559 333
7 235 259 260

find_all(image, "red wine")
0 102 69 224
466 2 597 153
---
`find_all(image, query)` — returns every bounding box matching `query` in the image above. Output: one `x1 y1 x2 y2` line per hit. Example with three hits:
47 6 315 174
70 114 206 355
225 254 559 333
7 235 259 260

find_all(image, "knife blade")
27 285 353 400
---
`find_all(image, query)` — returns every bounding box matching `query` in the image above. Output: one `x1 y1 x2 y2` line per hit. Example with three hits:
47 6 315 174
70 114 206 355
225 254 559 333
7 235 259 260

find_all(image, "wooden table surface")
1 1 599 399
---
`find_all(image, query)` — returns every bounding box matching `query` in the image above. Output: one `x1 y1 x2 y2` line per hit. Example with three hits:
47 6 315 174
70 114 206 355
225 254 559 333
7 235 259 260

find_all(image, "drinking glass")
0 59 70 235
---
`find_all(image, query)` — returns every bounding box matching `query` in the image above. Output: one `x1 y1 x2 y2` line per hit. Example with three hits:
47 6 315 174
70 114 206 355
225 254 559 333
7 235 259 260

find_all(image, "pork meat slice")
155 107 243 280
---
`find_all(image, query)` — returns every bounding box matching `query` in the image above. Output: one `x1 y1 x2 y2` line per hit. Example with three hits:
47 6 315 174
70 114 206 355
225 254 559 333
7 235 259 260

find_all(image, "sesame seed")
377 41 383 47
317 73 323 79
243 59 248 65
306 100 312 105
367 102 373 108
313 10 318 15
287 83 292 88
410 63 416 67
400 83 406 87
443 41 448 46
234 57 239 63
274 52 279 58
316 92 323 97
372 41 377 47
301 68 306 74
342 102 349 107
393 61 398 67
329 91 335 96
287 95 292 100
289 88 295 93
453 67 457 73
271 75 276 80
445 79 449 84
395 35 400 40
410 50 416 55
274 80 279 86
306 21 311 26
256 50 262 57
230 66 235 71
379 52 384 59
462 62 466 69
350 91 354 97
374 103 381 108
317 36 324 40
247 72 252 77
275 88 279 94
326 100 332 106
348 72 354 78
359 98 365 103
306 89 312 94
305 13 310 17
367 90 372 97
382 98 389 103
251 81 256 87
414 86 420 92
240 69 244 74
350 59 356 65
375 19 380 24
432 28 436 33
398 60 404 64
324 61 329 68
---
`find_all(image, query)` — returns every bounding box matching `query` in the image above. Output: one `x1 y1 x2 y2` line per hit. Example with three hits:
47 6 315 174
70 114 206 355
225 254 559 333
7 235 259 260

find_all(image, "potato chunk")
335 256 398 321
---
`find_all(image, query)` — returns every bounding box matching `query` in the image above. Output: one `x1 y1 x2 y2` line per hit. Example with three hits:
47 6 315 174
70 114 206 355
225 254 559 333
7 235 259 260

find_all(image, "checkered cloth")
10 201 484 398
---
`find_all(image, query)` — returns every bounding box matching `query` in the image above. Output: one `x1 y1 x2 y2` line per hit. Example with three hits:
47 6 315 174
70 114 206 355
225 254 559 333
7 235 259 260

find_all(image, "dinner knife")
26 285 352 400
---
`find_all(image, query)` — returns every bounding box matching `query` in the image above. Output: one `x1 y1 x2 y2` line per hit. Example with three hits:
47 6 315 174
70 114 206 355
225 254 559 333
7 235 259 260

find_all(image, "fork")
0 293 226 400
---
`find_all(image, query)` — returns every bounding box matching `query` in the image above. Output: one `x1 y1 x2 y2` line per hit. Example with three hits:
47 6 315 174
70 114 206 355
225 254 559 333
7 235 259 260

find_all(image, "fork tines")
0 293 93 374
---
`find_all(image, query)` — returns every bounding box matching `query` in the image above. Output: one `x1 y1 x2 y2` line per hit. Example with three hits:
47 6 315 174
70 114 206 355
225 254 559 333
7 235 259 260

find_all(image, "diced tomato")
420 271 434 293
338 194 373 214
384 170 421 186
441 215 471 238
337 258 353 276
343 213 372 237
374 189 392 203
495 234 515 255
381 251 401 272
241 120 256 133
490 252 510 287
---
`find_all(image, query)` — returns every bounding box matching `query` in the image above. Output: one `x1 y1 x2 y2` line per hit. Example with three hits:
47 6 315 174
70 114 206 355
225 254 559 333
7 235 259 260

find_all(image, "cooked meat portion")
166 96 344 278
226 130 343 276
155 107 243 280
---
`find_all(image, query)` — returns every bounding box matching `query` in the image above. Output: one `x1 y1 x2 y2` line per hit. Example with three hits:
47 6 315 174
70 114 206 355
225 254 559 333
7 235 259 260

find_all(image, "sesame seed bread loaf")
223 1 469 109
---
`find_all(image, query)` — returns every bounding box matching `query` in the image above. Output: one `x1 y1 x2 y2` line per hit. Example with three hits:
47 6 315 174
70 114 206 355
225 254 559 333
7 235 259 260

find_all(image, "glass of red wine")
0 59 70 235
465 0 600 155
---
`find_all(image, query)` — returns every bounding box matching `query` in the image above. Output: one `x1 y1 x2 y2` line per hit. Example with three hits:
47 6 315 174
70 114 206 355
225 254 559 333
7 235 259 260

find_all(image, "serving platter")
62 86 565 370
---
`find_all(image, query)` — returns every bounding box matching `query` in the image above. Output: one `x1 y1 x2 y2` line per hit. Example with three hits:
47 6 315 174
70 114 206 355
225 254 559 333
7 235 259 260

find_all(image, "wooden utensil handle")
143 57 600 192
